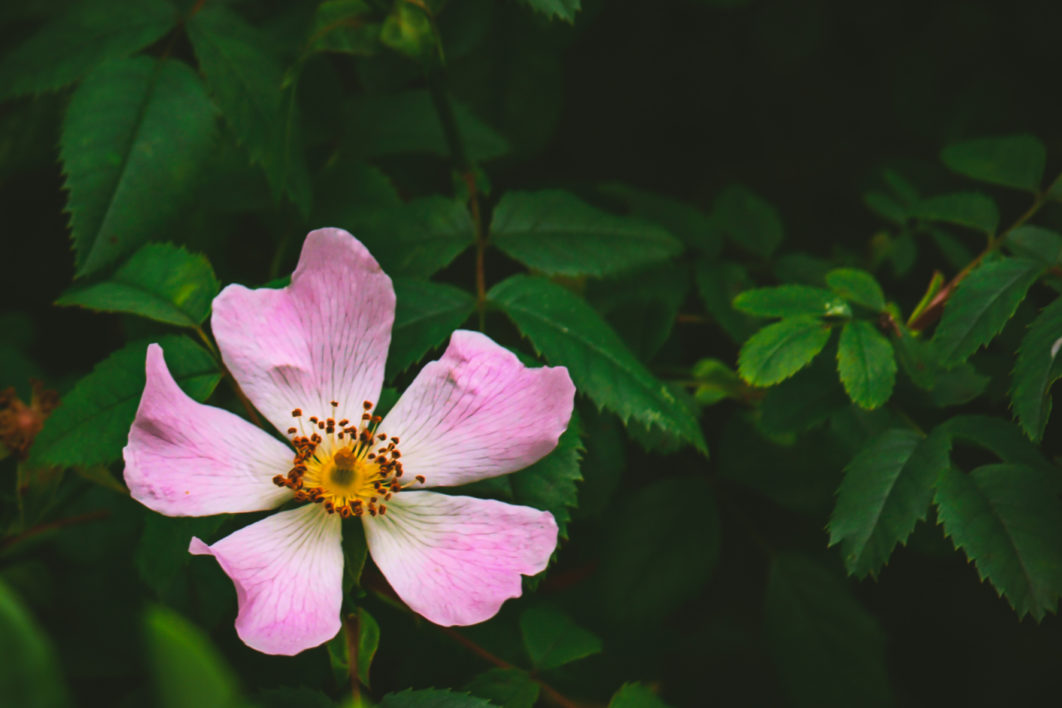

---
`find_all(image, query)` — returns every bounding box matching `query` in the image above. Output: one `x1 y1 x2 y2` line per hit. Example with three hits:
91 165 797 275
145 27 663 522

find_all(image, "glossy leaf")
489 275 707 453
935 464 1062 620
940 134 1046 192
519 606 602 670
738 316 833 387
733 285 849 319
932 257 1043 366
491 190 682 278
828 429 949 577
836 320 896 409
913 192 999 234
825 268 885 311
1011 297 1062 441
56 243 219 328
388 279 476 378
61 57 216 277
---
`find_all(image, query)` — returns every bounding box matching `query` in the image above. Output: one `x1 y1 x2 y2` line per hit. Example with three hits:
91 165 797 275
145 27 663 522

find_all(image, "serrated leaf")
765 554 891 708
1004 225 1062 266
0 0 176 99
608 683 673 708
490 190 682 278
932 257 1043 365
519 606 602 670
694 259 758 342
825 268 885 311
935 464 1062 620
144 605 241 708
489 275 706 453
56 243 219 328
187 6 310 215
937 415 1055 478
598 182 722 257
836 320 896 409
712 184 784 258
0 579 69 708
940 134 1046 192
465 668 539 708
598 477 719 623
738 316 833 387
61 57 216 277
589 263 690 361
29 336 220 468
913 192 1000 234
828 429 949 577
519 0 580 22
509 411 583 538
733 285 850 319
1011 297 1062 441
388 280 475 378
334 197 475 278
378 688 495 708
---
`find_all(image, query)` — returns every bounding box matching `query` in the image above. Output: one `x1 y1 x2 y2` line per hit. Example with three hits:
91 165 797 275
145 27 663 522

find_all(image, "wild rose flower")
123 229 575 655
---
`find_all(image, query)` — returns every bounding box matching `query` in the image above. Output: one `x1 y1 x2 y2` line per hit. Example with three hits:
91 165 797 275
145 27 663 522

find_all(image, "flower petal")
211 228 395 433
189 504 344 655
381 330 575 488
365 491 558 626
123 344 293 516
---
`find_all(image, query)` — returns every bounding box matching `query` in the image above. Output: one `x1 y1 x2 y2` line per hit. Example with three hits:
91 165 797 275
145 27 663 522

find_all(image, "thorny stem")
1 510 110 552
908 175 1059 332
343 613 361 704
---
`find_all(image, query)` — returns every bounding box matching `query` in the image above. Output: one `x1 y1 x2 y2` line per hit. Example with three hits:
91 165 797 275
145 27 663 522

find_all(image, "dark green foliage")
308 1 381 56
144 605 240 708
508 411 583 538
608 683 673 708
932 257 1044 366
836 320 896 409
733 285 849 319
598 182 723 257
30 336 220 468
1005 225 1062 265
1011 297 1062 440
61 57 216 276
490 190 682 278
935 464 1062 620
913 192 1000 234
378 689 496 708
465 669 539 708
695 259 758 341
519 605 602 670
825 268 886 312
738 316 833 386
389 279 476 377
828 429 949 577
489 275 707 452
940 134 1046 192
0 580 68 708
712 184 784 258
56 243 219 328
519 0 581 23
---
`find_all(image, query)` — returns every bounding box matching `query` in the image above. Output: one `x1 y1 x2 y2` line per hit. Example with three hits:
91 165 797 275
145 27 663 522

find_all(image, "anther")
415 475 426 484
287 427 297 434
363 401 373 410
330 400 339 408
292 409 302 417
338 419 349 427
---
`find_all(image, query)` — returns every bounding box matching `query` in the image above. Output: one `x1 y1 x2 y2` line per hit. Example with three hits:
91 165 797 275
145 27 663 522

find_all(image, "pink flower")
123 229 575 655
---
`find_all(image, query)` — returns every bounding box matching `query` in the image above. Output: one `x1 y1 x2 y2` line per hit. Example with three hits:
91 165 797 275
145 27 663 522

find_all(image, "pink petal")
381 330 575 488
189 504 344 655
211 228 395 433
123 344 293 516
365 491 558 626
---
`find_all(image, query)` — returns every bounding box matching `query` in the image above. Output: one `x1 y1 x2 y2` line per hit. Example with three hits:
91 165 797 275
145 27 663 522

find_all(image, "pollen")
271 399 425 517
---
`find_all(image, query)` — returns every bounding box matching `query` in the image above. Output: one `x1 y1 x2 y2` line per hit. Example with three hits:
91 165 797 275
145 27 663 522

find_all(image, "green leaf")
828 429 949 577
1011 297 1062 441
347 90 508 162
380 2 436 59
863 190 907 225
61 57 216 277
1004 225 1062 266
509 411 583 538
712 184 784 258
327 608 380 690
519 606 602 670
388 280 475 378
490 190 682 278
0 0 176 99
378 689 495 708
589 263 690 361
932 257 1044 365
144 605 241 708
56 243 219 328
598 477 720 623
825 268 886 311
765 554 891 708
489 276 706 453
836 320 896 409
29 336 220 468
0 579 69 708
257 687 335 708
913 192 1000 234
759 355 848 435
335 197 476 278
465 669 539 708
733 285 850 319
694 259 758 342
308 1 382 55
519 0 580 22
609 683 673 708
187 6 310 215
937 415 1057 483
598 182 722 257
940 134 1046 192
136 515 223 598
737 316 833 387
935 464 1062 620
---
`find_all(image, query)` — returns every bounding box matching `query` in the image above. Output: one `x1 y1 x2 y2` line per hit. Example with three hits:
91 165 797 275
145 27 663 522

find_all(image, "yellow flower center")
271 400 426 517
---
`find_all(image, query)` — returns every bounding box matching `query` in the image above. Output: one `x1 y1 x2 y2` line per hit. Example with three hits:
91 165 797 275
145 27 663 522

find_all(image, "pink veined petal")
364 491 558 626
189 504 344 656
123 343 293 517
211 228 395 434
381 330 575 488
